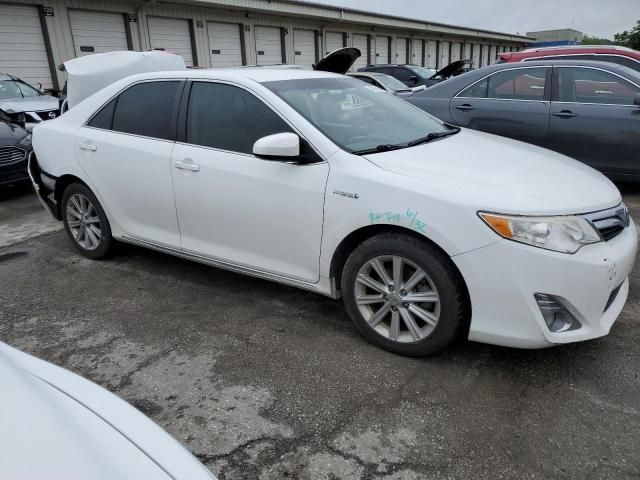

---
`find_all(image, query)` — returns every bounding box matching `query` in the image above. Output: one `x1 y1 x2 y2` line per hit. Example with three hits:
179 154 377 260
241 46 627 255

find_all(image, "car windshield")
374 74 410 91
0 79 40 100
408 66 437 78
263 77 448 153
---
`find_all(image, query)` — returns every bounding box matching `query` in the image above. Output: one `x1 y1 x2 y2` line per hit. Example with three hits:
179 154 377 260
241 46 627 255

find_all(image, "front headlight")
479 212 602 254
18 133 32 147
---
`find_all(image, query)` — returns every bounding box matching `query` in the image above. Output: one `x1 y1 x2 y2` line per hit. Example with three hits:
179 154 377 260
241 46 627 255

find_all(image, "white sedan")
0 342 215 479
31 67 637 356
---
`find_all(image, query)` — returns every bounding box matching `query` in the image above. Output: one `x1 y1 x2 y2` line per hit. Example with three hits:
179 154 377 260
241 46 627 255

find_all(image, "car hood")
0 120 27 142
314 47 361 74
0 95 59 113
431 59 471 79
364 128 621 215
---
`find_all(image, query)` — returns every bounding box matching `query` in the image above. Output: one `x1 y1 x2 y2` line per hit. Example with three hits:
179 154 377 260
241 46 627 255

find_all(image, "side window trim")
551 65 640 106
85 79 186 142
455 66 551 101
178 79 325 163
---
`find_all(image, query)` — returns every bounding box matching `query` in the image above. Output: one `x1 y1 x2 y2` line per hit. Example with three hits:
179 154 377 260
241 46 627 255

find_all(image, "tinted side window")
186 82 293 154
88 98 117 129
353 76 376 85
111 81 181 140
487 68 547 100
393 68 414 82
459 77 488 98
544 54 597 62
598 55 640 72
557 67 638 105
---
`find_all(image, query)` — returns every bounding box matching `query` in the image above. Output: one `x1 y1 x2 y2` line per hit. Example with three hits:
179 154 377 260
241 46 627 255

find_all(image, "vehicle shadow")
0 181 34 202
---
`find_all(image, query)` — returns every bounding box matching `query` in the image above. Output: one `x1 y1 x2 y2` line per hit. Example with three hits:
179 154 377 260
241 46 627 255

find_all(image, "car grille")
0 146 26 166
36 109 61 121
582 204 631 242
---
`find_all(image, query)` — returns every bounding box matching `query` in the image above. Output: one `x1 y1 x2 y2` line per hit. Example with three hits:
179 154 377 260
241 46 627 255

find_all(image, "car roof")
503 45 640 60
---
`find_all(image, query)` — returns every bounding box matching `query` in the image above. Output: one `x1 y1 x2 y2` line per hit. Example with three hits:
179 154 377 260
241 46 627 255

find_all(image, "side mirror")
634 92 640 106
253 132 300 160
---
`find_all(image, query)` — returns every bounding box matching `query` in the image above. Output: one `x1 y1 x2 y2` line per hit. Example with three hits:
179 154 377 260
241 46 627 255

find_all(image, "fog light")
534 294 582 333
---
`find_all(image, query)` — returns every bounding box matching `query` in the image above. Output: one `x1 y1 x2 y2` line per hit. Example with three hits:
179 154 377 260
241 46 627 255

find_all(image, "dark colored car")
0 110 32 186
407 60 640 180
498 45 640 73
358 60 471 88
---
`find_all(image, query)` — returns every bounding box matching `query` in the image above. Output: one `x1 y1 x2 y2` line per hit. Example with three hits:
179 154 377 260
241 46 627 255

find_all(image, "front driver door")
450 66 551 147
171 81 329 283
547 66 640 176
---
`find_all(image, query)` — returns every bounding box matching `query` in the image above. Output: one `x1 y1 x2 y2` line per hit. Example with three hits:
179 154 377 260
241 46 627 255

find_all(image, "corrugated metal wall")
0 0 527 91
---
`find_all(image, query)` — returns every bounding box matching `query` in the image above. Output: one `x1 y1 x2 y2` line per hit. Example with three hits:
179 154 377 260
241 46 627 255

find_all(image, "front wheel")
341 233 469 357
61 183 113 259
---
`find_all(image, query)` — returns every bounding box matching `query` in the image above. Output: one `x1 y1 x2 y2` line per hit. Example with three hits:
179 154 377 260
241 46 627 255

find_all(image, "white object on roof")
64 50 186 109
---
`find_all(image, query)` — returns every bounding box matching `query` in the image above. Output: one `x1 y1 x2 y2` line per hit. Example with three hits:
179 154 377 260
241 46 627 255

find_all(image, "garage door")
325 32 344 54
395 38 409 64
0 4 53 89
375 36 389 64
255 26 283 65
426 40 438 68
351 33 369 70
208 22 243 67
411 39 423 66
472 44 480 68
464 43 472 60
293 29 316 69
147 17 194 67
69 10 129 58
440 41 450 68
451 42 462 62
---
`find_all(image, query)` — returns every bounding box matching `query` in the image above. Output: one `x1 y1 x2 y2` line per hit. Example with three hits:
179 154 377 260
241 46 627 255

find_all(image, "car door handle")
173 160 200 172
455 104 475 112
78 143 97 152
552 110 577 119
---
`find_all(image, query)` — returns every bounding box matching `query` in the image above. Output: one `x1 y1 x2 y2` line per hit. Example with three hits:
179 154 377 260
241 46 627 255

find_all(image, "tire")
61 183 113 259
341 233 469 357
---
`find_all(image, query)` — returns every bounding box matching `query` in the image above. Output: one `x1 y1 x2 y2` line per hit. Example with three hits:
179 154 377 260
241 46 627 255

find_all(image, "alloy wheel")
66 193 102 251
354 255 440 343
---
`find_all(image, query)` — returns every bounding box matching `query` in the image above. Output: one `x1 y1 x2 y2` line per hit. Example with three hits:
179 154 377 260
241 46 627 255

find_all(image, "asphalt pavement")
1 182 639 480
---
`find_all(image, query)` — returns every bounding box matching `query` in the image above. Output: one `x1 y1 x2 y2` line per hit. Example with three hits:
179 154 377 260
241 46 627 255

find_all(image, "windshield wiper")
351 144 407 156
407 126 461 147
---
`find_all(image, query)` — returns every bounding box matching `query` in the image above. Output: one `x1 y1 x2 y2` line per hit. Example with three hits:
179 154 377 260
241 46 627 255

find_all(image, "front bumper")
453 219 638 349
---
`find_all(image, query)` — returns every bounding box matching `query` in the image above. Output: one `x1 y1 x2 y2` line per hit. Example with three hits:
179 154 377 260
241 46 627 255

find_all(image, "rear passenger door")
450 66 551 146
547 66 640 175
76 80 184 247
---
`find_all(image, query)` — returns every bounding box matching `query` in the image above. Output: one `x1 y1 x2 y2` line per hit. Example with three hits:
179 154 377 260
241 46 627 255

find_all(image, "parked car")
358 60 471 88
0 73 60 127
31 66 636 357
407 60 640 180
0 111 31 186
347 72 426 96
498 45 640 73
0 341 216 479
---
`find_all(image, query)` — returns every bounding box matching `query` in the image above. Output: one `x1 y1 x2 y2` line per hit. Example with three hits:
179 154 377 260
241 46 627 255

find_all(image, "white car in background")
0 342 215 479
30 65 636 357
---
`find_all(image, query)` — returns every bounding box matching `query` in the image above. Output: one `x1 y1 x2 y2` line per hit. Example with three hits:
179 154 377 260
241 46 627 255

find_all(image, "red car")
498 45 640 73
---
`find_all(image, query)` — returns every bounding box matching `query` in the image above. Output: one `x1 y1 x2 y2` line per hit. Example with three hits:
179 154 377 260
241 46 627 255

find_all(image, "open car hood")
431 59 471 79
0 96 59 114
314 47 361 75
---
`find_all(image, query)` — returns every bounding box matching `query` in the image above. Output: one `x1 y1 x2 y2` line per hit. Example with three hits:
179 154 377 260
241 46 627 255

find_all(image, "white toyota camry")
31 65 637 356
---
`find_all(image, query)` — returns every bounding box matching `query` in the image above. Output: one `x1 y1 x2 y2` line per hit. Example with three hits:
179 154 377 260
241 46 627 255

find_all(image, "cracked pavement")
1 183 639 479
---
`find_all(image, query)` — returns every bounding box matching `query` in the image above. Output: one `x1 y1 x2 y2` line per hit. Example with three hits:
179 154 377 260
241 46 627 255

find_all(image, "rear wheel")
342 233 468 357
61 183 113 259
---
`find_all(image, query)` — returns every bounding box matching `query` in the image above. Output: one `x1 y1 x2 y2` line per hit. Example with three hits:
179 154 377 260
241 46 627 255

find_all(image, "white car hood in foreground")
0 95 59 113
0 343 215 480
366 128 621 215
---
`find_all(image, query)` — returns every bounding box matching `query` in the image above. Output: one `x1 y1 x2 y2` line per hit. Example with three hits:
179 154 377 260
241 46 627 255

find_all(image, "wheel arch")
54 174 91 219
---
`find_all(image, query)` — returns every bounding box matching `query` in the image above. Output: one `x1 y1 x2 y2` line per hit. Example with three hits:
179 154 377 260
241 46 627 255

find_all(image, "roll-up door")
464 43 472 60
325 32 344 54
255 26 283 65
375 36 389 64
451 42 462 62
69 10 129 58
439 41 450 68
147 17 194 67
0 4 53 89
293 29 316 69
351 33 369 70
395 37 409 64
426 40 438 68
208 22 243 67
489 45 497 63
472 44 480 68
412 39 424 66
